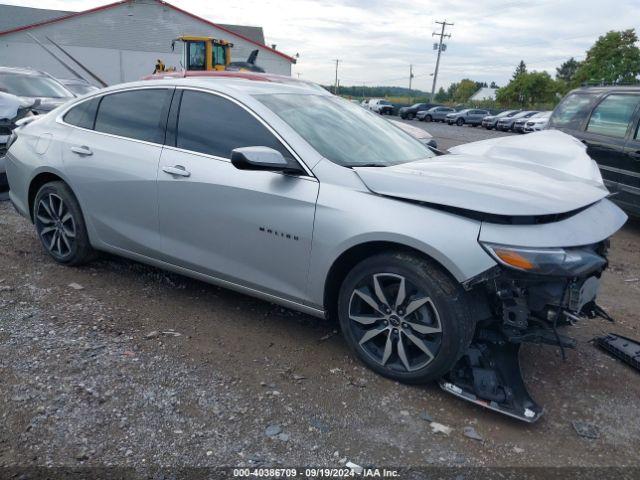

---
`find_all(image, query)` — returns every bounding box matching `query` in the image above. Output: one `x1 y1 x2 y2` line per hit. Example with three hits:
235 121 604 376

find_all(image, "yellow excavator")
153 36 264 74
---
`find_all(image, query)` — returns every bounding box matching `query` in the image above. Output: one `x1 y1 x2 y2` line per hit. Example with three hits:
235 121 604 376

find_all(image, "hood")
0 91 22 120
18 96 73 113
354 130 608 217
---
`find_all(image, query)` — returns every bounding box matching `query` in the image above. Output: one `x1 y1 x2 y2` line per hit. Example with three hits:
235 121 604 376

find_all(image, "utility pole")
334 59 341 95
430 20 453 102
409 64 414 103
409 64 414 91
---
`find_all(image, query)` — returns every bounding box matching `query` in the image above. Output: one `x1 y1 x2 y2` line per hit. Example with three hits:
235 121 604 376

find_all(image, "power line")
430 20 453 101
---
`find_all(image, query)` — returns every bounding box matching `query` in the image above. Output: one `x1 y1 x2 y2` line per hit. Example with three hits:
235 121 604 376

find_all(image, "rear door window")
175 90 293 161
94 89 172 144
586 94 640 138
550 92 597 129
63 98 99 130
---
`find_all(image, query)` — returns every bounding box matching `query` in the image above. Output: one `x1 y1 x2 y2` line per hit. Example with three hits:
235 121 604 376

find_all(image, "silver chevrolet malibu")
4 78 627 421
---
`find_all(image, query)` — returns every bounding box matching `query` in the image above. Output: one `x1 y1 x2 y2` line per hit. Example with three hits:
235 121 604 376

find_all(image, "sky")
2 0 639 91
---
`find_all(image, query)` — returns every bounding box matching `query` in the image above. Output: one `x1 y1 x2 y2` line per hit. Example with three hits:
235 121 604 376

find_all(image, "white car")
524 111 551 132
366 99 393 115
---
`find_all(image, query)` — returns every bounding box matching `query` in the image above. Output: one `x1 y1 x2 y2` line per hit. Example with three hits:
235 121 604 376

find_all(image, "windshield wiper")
345 163 388 168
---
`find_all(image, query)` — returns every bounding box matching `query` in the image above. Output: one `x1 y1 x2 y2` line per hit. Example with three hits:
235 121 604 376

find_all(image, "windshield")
496 110 515 117
63 83 98 95
0 73 73 98
256 93 434 167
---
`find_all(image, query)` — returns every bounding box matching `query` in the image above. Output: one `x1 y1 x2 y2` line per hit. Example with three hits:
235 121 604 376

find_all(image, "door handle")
70 145 93 156
162 165 191 177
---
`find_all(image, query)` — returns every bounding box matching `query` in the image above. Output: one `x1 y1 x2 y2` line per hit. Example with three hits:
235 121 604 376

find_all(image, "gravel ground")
1 125 639 475
395 118 516 151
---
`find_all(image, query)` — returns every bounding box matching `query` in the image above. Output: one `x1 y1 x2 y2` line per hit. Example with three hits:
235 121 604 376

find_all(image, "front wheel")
424 115 432 122
407 113 415 120
33 181 95 265
338 252 476 383
456 118 465 126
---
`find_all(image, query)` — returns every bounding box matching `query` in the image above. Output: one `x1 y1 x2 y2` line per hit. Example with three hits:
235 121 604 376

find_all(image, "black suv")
548 86 640 216
398 103 440 120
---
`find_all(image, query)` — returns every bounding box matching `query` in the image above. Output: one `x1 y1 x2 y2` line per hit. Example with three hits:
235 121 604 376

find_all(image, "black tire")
338 252 476 384
425 115 432 122
407 113 415 120
456 118 465 126
33 181 95 266
486 126 493 130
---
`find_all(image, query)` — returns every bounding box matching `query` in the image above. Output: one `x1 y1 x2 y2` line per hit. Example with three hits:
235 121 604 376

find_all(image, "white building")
0 0 296 85
470 87 498 102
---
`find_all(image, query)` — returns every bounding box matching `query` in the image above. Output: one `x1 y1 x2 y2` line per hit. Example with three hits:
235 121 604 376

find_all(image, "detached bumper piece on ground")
440 341 543 423
596 333 640 372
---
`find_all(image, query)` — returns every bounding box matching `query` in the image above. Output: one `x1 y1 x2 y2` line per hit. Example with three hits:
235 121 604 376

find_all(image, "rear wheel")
33 181 95 265
338 252 476 383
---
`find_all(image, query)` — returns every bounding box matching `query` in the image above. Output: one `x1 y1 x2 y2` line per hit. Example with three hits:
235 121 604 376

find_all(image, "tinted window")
63 98 99 129
94 89 170 143
587 94 640 138
550 92 597 129
176 90 292 160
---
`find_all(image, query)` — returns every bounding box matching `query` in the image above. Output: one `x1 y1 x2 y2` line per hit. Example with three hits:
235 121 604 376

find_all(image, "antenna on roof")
26 32 85 82
45 36 108 87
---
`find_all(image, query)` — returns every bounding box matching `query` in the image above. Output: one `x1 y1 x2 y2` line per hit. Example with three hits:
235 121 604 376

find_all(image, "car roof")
98 76 332 98
571 85 640 94
0 66 49 77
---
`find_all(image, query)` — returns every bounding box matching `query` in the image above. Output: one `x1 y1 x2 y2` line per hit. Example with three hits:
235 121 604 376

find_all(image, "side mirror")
231 146 302 174
426 139 438 149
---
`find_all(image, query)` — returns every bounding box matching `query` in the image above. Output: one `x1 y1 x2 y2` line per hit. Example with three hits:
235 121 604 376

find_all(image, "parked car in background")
445 108 490 126
523 111 552 133
496 110 538 131
417 106 455 122
398 103 439 120
513 112 543 133
58 78 100 96
481 110 520 130
1 91 38 189
368 99 394 115
0 67 75 114
548 86 640 216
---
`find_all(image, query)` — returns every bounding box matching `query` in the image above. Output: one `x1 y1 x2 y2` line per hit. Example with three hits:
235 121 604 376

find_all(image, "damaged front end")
441 223 620 422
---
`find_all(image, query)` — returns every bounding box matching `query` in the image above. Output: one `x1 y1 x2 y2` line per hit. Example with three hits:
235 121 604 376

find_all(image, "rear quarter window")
549 92 597 130
63 98 99 130
94 89 172 144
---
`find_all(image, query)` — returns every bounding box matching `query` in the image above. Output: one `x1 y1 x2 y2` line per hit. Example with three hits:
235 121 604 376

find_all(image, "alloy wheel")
348 273 442 373
35 193 77 259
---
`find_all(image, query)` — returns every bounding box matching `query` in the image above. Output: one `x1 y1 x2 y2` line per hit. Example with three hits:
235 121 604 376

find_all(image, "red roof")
0 0 296 63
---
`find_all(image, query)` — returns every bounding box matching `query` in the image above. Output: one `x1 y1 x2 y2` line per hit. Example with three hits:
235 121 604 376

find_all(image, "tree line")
444 29 640 109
